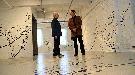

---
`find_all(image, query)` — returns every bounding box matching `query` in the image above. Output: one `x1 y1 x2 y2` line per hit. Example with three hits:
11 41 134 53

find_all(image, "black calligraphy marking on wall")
90 10 116 51
25 12 31 22
119 2 130 34
90 2 131 51
0 26 31 48
0 12 32 58
44 41 49 46
0 25 31 58
10 26 31 58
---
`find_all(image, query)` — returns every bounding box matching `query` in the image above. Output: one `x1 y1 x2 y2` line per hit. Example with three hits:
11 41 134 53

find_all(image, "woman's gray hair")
53 12 59 17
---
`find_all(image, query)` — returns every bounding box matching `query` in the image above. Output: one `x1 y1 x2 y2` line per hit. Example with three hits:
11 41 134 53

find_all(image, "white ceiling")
0 0 11 9
0 0 94 23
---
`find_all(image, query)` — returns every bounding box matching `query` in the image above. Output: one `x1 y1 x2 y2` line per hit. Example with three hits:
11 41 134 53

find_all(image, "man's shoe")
74 54 78 56
53 53 57 56
82 52 85 55
58 54 64 58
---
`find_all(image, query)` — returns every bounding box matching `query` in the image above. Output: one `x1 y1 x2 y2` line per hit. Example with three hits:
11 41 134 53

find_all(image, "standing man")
51 12 64 58
68 10 85 56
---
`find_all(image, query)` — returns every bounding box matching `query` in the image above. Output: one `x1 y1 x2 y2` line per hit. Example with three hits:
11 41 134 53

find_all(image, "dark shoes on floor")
82 52 85 55
74 53 78 56
58 54 64 58
53 53 64 58
53 54 57 56
74 52 85 56
74 54 78 56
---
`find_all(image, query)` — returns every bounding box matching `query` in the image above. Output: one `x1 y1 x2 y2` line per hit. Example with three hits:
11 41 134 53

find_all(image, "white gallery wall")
0 7 33 59
82 0 135 52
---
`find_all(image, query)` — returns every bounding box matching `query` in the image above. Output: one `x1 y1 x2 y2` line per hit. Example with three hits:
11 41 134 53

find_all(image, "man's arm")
68 18 76 31
51 20 56 37
76 16 82 28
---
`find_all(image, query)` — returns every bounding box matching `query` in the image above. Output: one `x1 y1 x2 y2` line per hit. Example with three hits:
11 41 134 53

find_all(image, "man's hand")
73 28 76 32
55 36 57 39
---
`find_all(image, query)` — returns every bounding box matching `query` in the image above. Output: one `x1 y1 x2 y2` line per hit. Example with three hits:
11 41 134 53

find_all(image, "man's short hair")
71 10 76 13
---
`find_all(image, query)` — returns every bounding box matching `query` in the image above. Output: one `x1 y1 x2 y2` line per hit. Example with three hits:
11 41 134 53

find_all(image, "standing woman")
51 12 64 58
